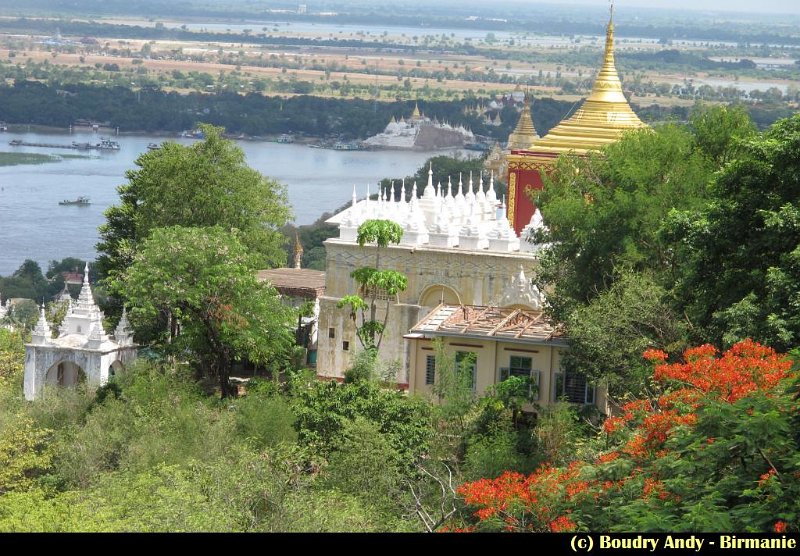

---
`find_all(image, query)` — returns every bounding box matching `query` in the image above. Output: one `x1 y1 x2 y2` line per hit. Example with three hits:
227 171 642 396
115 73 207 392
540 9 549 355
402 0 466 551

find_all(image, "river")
0 131 471 276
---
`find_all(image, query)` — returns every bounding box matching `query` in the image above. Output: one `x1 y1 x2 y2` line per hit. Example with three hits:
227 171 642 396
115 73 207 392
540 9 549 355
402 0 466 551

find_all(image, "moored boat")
59 196 91 206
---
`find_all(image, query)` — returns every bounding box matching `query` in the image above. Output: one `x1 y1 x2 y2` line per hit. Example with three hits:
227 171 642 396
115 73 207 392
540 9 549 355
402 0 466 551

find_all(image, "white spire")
519 207 551 254
496 265 545 310
466 171 476 204
488 196 520 252
114 307 134 347
487 170 498 204
31 305 52 345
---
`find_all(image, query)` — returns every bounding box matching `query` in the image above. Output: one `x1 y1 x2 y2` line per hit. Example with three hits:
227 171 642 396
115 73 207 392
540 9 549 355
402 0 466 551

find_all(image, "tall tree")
670 112 800 350
337 219 407 354
97 124 291 282
121 226 294 398
535 124 713 322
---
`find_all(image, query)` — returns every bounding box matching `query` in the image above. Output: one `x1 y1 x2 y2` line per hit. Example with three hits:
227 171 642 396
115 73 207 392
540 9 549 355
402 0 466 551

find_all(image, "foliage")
0 260 49 303
97 124 290 283
0 329 24 388
121 226 294 397
234 392 298 449
463 427 526 482
454 340 800 533
337 219 407 353
669 112 800 351
292 378 432 467
563 272 687 398
322 417 404 516
689 104 757 166
536 122 714 320
0 417 53 494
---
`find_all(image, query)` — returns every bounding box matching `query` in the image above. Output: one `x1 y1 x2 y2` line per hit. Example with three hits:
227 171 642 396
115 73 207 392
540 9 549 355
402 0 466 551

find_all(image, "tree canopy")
670 112 800 351
121 226 294 397
97 124 291 282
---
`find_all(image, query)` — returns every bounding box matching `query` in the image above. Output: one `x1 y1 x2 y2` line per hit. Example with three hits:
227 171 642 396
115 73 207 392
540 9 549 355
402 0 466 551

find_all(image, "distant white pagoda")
23 263 137 400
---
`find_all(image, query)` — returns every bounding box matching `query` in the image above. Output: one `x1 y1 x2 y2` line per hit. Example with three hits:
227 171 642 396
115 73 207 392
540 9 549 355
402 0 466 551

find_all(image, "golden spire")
412 102 421 119
529 3 646 155
506 95 539 151
293 233 304 270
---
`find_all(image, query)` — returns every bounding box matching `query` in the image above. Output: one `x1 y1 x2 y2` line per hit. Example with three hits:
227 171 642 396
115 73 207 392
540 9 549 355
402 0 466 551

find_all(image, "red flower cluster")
549 515 577 532
653 339 792 403
453 340 796 533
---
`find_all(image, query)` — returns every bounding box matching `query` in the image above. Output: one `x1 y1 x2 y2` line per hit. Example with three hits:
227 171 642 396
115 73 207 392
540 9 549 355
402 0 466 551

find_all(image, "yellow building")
406 304 607 411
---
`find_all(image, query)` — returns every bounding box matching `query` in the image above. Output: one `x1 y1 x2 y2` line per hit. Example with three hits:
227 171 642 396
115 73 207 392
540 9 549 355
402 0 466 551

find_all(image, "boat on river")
59 196 91 206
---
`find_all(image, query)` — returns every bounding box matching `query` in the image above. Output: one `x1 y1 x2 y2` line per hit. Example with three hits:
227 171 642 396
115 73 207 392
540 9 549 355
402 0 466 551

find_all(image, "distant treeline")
0 80 789 138
0 80 587 139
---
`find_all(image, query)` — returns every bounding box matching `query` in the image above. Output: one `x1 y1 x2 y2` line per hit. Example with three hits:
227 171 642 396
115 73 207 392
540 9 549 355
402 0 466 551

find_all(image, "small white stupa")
23 263 137 401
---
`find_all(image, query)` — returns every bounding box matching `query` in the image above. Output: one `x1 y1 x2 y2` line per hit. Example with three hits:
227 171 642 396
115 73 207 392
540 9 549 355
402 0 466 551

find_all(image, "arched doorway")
109 360 124 378
45 361 86 387
419 285 462 309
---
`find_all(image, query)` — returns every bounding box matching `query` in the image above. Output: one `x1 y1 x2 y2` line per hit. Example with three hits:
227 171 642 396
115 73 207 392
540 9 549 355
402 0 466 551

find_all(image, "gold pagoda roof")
530 11 646 155
506 96 539 151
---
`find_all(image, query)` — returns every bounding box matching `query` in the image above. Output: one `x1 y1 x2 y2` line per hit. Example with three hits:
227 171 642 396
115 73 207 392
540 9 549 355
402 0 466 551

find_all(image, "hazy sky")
526 0 800 16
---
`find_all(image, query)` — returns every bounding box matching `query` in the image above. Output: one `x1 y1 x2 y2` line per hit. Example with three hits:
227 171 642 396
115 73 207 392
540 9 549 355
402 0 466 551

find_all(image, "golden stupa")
506 95 539 151
530 6 646 155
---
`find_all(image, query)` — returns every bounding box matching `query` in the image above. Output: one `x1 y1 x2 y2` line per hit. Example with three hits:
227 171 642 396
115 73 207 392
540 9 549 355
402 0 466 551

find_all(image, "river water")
0 131 467 275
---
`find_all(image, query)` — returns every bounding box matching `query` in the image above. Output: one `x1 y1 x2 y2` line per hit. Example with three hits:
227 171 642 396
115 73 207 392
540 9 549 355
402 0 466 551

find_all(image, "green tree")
0 260 49 301
689 104 756 166
536 124 713 321
670 113 800 350
121 226 294 398
97 124 291 283
562 272 686 398
337 219 407 353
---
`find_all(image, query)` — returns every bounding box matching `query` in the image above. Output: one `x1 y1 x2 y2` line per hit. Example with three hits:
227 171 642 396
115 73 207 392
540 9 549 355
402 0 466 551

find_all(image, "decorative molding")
508 159 554 172
508 172 517 226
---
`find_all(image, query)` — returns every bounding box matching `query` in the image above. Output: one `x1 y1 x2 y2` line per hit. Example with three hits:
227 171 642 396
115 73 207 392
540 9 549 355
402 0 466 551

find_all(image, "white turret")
428 201 455 248
458 198 488 251
402 183 430 246
114 307 134 347
488 197 521 252
519 207 550 254
496 265 546 310
465 171 476 205
339 185 360 242
30 305 52 345
419 163 439 229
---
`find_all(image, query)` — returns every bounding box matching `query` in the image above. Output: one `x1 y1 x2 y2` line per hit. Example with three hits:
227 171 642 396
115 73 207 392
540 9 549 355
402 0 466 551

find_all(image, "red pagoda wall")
506 152 557 235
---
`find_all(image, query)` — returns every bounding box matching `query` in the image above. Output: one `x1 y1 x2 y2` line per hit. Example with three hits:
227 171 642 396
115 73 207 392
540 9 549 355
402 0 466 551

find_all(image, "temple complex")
505 6 647 234
317 163 606 411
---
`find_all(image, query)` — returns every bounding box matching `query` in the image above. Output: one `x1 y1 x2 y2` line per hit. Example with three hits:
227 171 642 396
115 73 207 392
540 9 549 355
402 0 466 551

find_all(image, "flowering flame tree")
453 340 799 532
